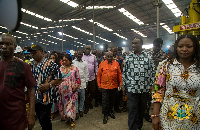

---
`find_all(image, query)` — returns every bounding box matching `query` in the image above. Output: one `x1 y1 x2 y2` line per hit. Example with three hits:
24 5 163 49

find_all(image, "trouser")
35 103 52 130
114 89 123 110
101 88 117 116
95 79 102 105
84 80 96 109
76 89 85 113
127 92 148 130
145 92 152 116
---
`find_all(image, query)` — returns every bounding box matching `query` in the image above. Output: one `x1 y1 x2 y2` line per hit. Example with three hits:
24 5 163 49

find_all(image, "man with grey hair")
0 34 36 130
82 45 98 114
97 51 122 124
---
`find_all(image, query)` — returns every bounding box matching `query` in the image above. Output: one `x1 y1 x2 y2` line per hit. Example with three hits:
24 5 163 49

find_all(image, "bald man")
97 51 122 124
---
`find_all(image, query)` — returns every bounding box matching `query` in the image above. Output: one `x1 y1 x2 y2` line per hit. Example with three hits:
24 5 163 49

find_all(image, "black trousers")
114 89 123 110
145 92 152 115
35 103 52 130
101 88 117 116
85 80 96 109
127 92 148 130
95 79 102 105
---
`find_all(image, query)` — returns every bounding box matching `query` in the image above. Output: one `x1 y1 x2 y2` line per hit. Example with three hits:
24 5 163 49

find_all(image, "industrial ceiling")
0 0 191 52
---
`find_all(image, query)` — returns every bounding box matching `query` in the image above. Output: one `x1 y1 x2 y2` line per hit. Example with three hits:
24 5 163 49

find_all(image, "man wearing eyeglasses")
0 34 36 130
123 38 155 130
97 51 122 124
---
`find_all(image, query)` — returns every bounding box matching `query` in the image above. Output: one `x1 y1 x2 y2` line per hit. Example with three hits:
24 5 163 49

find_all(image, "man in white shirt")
73 50 89 119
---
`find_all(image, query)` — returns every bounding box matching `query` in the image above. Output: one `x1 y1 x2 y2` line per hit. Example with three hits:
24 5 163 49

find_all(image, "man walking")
97 51 122 124
123 38 155 130
0 34 36 130
28 44 62 130
73 50 89 118
82 45 98 114
144 38 167 122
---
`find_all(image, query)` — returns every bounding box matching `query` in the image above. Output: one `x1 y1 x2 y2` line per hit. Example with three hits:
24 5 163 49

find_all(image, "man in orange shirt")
97 51 123 124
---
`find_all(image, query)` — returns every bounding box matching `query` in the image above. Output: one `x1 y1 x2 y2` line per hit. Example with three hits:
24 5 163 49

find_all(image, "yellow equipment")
173 0 200 36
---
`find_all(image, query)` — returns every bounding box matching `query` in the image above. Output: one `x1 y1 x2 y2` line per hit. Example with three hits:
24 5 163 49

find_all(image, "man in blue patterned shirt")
123 38 155 130
28 45 62 130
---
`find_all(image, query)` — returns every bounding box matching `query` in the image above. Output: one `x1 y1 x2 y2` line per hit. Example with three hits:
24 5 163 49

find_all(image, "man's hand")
152 116 161 130
98 86 101 90
38 83 50 92
28 116 35 130
118 85 123 91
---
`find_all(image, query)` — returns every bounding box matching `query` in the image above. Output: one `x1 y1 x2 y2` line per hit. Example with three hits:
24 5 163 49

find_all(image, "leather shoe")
103 116 108 124
95 102 98 107
145 115 152 123
109 112 115 119
114 108 121 113
75 113 79 120
89 104 93 109
79 111 83 117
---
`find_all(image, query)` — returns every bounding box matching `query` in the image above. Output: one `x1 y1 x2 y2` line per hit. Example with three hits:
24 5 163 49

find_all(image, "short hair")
1 34 16 45
133 38 143 45
77 50 84 53
111 46 117 51
153 38 163 46
106 51 113 56
84 45 91 49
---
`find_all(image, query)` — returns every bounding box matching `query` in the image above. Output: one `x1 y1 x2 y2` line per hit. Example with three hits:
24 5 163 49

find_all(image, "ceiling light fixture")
20 22 39 29
58 32 78 39
0 26 7 29
87 39 99 44
96 36 111 42
15 30 29 35
86 6 116 9
142 44 153 49
72 26 110 42
89 19 113 32
60 18 85 22
60 0 79 8
162 0 181 17
72 26 93 35
118 8 144 25
21 8 52 21
113 33 128 40
131 29 147 37
160 23 174 34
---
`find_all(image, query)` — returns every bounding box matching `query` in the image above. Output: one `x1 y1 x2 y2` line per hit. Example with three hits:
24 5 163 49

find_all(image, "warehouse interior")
0 0 196 52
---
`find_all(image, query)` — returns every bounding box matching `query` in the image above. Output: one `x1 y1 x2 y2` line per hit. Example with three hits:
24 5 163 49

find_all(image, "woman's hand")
152 116 161 130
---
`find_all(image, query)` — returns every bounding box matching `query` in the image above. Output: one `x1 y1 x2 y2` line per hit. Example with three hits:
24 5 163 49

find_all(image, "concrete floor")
32 105 153 130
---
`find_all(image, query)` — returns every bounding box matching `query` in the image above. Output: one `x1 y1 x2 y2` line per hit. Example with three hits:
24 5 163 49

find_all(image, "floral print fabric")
58 65 81 121
153 59 200 129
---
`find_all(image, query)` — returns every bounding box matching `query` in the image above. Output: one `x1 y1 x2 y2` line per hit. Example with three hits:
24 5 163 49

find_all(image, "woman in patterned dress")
58 54 81 128
152 34 200 130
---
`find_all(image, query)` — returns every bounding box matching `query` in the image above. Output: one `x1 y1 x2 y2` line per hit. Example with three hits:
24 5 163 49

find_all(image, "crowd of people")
0 33 200 130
